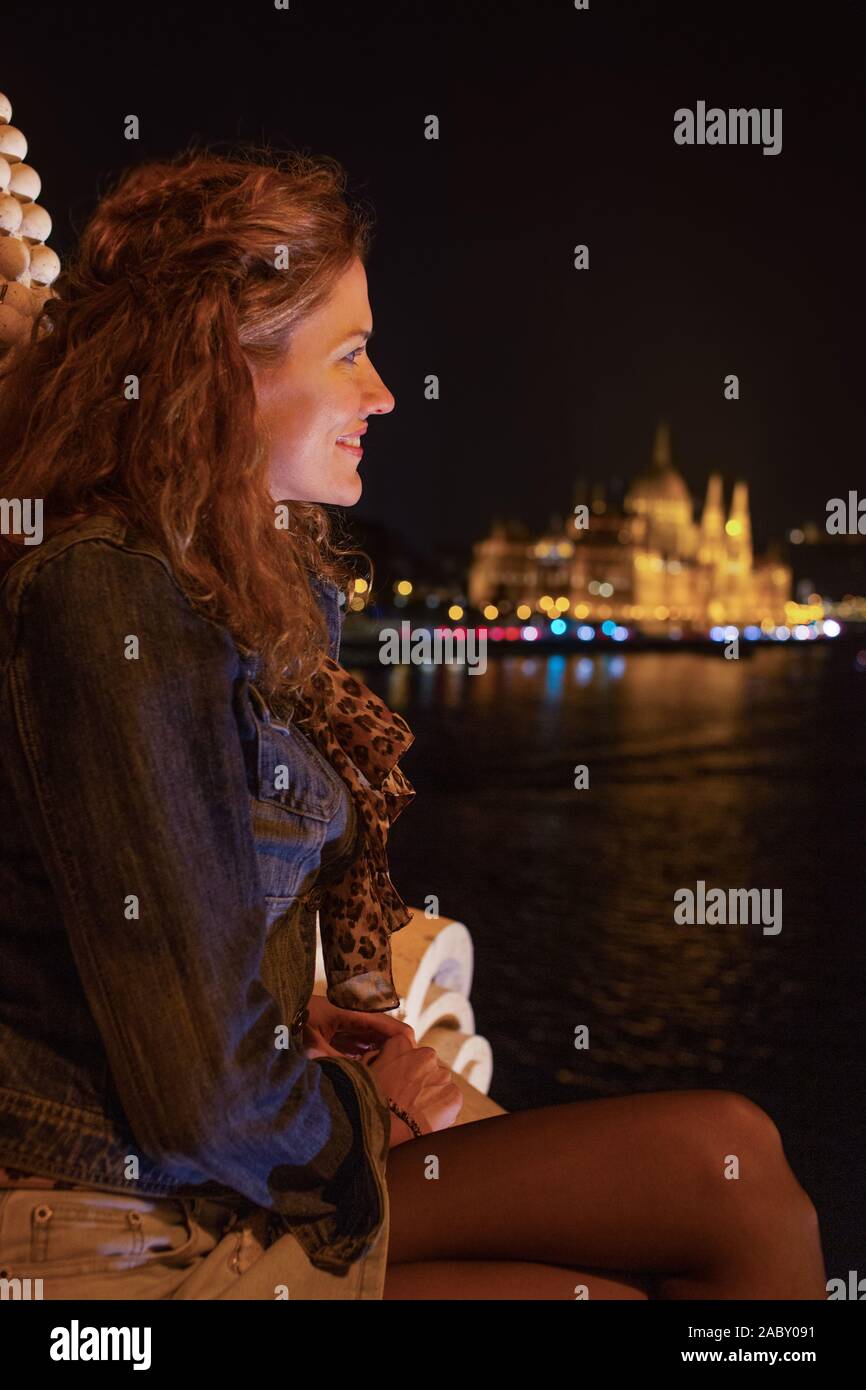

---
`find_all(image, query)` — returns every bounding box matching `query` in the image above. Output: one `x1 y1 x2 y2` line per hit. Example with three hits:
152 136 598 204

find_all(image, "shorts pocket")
17 1190 198 1277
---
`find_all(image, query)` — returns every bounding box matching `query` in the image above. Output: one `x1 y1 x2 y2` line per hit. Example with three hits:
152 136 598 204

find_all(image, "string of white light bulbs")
0 90 61 354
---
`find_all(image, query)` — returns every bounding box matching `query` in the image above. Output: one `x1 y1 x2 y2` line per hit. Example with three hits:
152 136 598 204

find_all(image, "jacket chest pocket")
242 683 343 904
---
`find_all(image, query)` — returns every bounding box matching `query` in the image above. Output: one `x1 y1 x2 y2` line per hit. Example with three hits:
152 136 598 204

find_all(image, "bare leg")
384 1090 826 1300
384 1259 652 1299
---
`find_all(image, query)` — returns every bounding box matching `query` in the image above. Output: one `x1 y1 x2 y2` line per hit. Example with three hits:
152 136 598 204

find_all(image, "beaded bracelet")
386 1097 423 1140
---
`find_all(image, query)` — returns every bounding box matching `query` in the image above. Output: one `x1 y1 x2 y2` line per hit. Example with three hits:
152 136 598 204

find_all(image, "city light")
395 579 413 595
483 604 499 620
448 604 464 620
353 576 369 594
522 626 539 641
577 625 595 641
550 618 567 634
516 604 532 620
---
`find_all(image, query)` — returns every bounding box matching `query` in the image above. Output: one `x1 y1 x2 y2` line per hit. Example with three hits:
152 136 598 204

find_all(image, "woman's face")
251 256 395 506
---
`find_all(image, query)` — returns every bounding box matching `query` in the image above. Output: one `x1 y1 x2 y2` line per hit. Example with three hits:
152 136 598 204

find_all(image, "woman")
0 149 826 1300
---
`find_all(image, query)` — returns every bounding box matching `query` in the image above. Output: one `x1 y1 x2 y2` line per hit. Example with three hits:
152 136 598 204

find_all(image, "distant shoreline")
340 627 863 667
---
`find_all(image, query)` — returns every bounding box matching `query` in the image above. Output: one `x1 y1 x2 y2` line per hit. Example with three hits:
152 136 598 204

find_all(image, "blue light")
601 619 616 636
550 618 567 635
612 625 629 641
710 626 725 642
546 653 566 698
577 625 595 641
744 625 761 640
522 625 538 641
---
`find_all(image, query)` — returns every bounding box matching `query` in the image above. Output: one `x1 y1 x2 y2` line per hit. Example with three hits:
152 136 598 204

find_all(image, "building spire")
727 481 753 562
701 474 725 541
652 420 672 470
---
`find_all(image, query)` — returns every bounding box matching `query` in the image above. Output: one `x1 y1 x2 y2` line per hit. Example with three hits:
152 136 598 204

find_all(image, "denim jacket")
0 514 390 1277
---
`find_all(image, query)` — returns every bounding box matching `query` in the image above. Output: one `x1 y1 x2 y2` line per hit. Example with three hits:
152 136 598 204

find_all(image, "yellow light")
708 600 725 621
349 595 366 611
539 595 553 610
516 604 531 620
556 596 570 612
448 604 464 621
726 519 743 537
654 605 670 620
573 603 589 618
760 618 774 632
354 576 368 594
396 579 413 596
483 604 499 620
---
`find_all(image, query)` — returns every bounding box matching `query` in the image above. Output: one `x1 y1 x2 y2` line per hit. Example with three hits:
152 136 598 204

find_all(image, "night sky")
6 0 863 561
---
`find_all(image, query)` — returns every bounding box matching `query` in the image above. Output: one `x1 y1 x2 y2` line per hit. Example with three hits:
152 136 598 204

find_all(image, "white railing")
315 907 506 1122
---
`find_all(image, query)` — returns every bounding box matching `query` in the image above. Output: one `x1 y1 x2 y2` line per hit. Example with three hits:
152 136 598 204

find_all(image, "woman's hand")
301 992 415 1065
367 1034 463 1147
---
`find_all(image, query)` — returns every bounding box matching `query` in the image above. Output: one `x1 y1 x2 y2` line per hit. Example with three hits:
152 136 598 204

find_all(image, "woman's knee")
685 1089 805 1198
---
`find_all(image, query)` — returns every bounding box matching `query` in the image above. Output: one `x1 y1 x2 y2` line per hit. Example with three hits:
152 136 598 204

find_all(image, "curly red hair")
0 144 374 698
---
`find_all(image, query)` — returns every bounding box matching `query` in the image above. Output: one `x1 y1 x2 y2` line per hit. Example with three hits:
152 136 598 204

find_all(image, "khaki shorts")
0 1186 390 1300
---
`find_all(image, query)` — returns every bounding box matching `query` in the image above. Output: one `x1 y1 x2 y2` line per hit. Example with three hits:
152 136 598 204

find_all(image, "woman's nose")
365 363 395 416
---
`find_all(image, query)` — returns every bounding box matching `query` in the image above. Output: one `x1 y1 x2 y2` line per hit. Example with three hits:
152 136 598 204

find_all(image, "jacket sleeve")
7 537 389 1267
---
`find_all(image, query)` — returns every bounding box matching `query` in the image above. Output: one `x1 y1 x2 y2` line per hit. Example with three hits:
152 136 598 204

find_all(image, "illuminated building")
468 422 796 630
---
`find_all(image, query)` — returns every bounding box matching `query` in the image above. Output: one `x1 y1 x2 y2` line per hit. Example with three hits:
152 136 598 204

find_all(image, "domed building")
623 422 698 558
467 421 793 630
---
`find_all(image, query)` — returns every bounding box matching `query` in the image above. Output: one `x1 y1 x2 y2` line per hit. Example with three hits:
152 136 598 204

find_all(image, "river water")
357 642 866 1277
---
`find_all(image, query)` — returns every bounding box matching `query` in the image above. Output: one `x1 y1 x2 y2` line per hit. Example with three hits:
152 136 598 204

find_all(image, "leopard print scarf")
286 655 416 1013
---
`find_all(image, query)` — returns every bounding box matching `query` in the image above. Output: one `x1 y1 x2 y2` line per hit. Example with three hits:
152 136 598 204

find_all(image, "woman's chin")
327 472 363 507
268 472 362 507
